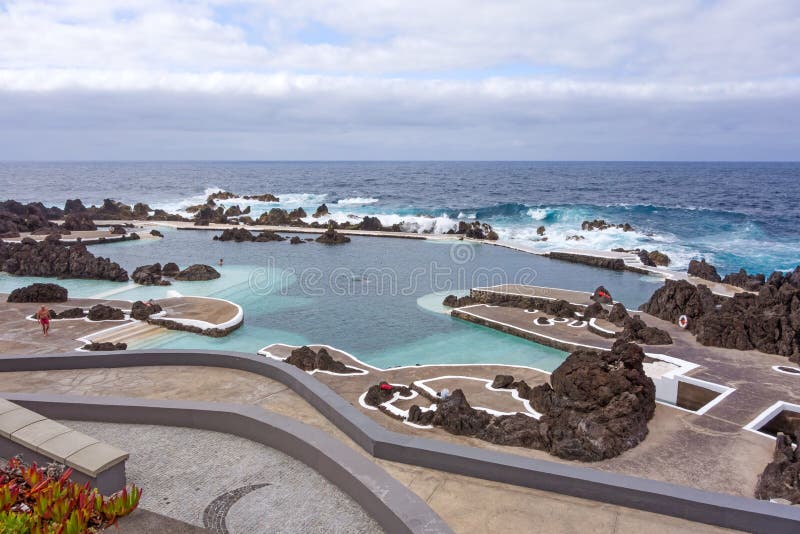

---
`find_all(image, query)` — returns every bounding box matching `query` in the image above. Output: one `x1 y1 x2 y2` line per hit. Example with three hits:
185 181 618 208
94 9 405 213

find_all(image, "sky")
0 0 798 160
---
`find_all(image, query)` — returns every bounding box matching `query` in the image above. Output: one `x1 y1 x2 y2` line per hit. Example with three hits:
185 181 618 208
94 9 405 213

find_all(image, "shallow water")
0 229 659 370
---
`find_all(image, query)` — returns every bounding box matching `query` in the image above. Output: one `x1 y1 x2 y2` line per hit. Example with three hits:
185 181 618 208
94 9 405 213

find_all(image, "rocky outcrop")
606 303 629 325
207 191 237 202
722 269 765 291
688 259 722 283
289 236 304 244
162 262 180 277
284 346 360 374
213 228 285 242
82 342 127 351
449 221 499 240
407 342 655 461
581 220 634 232
582 301 608 320
254 208 307 226
312 204 329 218
193 205 227 226
149 229 164 238
148 209 189 222
364 381 413 407
130 300 163 320
548 252 625 271
7 283 68 303
316 227 350 244
755 431 800 504
591 286 613 304
637 249 670 267
109 225 126 235
87 304 125 321
618 316 673 345
223 205 243 217
132 263 170 286
61 213 97 231
0 200 61 235
51 307 85 319
242 193 279 202
536 226 545 236
442 294 476 308
0 240 129 281
641 272 800 360
174 264 221 281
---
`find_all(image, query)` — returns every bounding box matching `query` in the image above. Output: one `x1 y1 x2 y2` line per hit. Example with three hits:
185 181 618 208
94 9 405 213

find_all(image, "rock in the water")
536 226 545 236
591 286 613 304
284 346 359 374
289 236 303 244
7 283 68 303
161 262 180 277
132 263 170 286
213 228 256 242
648 250 670 266
149 229 164 238
312 204 329 218
0 240 128 281
755 431 800 504
581 219 634 232
442 294 476 307
131 300 163 320
174 264 220 281
316 227 350 244
242 193 279 202
688 259 722 283
61 213 97 231
82 342 127 351
87 304 125 321
452 220 499 240
254 230 286 242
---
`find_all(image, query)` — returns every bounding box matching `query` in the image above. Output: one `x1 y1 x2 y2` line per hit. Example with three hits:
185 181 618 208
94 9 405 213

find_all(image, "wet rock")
255 208 292 226
581 219 634 232
316 226 351 244
755 431 800 504
162 262 180 277
358 216 383 231
536 226 545 236
254 230 286 242
61 213 97 231
174 264 220 281
109 225 127 235
0 240 128 281
453 220 499 240
132 263 170 286
131 300 163 320
149 229 164 238
284 345 359 374
566 235 584 241
364 381 413 407
722 268 765 291
223 205 243 217
591 286 613 304
193 205 227 225
688 259 722 283
214 228 256 242
148 209 189 222
289 236 304 244
87 304 125 321
7 283 68 303
288 207 307 219
312 204 329 218
648 250 670 266
242 193 279 202
82 342 127 351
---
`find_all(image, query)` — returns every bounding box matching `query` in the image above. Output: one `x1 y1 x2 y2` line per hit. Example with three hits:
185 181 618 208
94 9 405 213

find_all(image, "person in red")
35 305 51 337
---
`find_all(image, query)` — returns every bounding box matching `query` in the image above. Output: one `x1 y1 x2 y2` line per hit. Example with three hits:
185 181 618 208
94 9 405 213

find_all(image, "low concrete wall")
4 393 450 534
0 350 798 532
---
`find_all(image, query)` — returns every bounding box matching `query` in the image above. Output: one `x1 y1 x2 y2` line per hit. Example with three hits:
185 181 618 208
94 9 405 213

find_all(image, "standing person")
218 258 224 267
36 305 51 337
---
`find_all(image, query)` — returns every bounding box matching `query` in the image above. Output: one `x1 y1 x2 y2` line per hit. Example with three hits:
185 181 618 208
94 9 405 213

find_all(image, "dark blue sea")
1 161 798 275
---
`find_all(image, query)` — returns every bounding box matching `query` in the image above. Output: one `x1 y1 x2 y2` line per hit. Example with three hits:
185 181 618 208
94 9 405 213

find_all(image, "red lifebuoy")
678 315 689 329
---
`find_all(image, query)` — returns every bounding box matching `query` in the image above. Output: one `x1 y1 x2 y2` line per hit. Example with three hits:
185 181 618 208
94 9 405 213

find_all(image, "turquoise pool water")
0 228 663 371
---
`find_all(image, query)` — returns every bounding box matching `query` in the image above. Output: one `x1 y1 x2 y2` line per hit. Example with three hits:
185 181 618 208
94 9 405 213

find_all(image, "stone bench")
0 398 128 494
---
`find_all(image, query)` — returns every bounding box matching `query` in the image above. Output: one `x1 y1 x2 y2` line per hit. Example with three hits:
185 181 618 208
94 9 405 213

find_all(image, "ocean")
1 161 798 275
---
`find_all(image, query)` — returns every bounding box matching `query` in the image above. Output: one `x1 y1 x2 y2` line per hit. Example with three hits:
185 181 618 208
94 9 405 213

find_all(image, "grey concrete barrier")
2 392 451 534
0 349 798 532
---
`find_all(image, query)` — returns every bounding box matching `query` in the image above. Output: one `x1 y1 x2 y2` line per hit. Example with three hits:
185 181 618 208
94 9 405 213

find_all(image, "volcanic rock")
7 283 68 303
688 259 722 283
536 226 545 236
591 286 613 304
491 375 515 389
288 207 307 219
618 316 673 345
722 268 765 291
284 345 359 374
162 262 180 277
755 431 800 504
149 229 164 238
131 300 163 320
213 228 256 242
0 240 128 281
289 236 303 244
582 301 608 320
61 213 97 231
639 279 716 326
606 303 629 325
442 294 476 307
242 193 279 202
174 264 220 281
364 381 413 407
581 219 634 232
82 342 127 351
316 227 350 244
223 205 243 217
52 307 85 319
87 304 125 321
312 204 329 218
454 220 499 240
132 263 170 286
